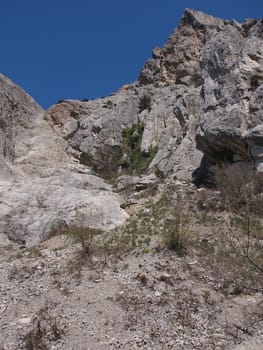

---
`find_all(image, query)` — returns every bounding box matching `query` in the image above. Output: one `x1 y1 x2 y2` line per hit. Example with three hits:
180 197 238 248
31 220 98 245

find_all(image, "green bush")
163 212 191 256
122 121 144 149
79 119 157 178
250 75 263 90
138 95 152 113
120 121 157 173
102 100 113 109
249 105 260 113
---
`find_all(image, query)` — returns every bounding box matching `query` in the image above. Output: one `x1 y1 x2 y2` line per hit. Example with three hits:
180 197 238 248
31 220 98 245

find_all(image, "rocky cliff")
1 9 263 244
47 9 263 182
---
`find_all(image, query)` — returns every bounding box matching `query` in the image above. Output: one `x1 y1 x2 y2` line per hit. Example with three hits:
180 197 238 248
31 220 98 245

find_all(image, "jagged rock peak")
138 9 225 87
137 9 263 88
180 8 224 28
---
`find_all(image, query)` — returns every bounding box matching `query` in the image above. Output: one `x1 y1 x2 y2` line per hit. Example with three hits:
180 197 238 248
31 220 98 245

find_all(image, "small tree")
214 164 263 286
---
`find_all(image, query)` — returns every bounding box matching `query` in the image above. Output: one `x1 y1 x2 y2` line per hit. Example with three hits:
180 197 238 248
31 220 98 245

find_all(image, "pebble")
18 317 31 324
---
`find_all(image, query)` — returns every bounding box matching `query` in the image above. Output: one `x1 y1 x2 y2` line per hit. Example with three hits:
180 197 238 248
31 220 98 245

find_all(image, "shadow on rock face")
192 155 215 188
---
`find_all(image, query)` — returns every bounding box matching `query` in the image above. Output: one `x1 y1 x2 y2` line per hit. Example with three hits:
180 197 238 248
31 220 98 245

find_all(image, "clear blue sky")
0 0 262 109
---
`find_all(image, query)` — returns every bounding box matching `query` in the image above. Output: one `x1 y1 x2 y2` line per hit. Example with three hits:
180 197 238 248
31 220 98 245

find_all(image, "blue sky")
0 0 262 109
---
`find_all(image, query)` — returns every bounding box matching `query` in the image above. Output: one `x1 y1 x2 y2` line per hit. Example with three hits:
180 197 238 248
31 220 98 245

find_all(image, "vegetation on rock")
138 94 152 113
119 121 157 174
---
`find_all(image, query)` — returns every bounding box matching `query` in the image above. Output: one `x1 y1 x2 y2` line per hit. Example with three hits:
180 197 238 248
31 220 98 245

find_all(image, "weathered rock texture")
0 74 127 244
46 9 263 183
196 15 263 178
1 9 263 243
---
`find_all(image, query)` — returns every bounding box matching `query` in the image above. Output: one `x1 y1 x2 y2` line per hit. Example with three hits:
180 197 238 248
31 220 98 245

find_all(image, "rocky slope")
0 9 263 244
0 182 262 350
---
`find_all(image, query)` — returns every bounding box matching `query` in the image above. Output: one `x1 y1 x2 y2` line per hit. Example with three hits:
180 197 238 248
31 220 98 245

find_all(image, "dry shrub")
65 226 102 257
214 163 263 215
22 302 65 350
205 163 263 292
162 210 193 256
64 225 137 276
80 145 122 179
222 216 263 278
64 226 103 276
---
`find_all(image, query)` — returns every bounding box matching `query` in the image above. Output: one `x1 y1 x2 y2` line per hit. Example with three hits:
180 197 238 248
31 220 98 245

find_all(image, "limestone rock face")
0 75 127 245
0 74 72 179
1 9 263 243
196 17 263 175
45 10 228 182
46 84 203 180
139 9 223 87
46 9 263 182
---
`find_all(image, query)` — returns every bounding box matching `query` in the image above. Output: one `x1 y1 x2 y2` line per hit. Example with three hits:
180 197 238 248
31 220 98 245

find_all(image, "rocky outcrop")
195 17 263 177
138 9 223 87
140 10 263 180
1 9 263 243
46 10 218 180
0 75 127 245
46 83 203 180
46 9 263 183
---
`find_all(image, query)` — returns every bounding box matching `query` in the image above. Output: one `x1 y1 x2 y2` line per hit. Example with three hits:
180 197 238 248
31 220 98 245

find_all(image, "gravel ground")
0 232 262 350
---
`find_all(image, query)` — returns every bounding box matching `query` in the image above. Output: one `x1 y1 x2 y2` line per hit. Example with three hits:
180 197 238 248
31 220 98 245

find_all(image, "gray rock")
1 172 127 245
0 75 127 245
46 10 224 181
44 9 263 185
115 175 140 192
135 174 158 191
138 9 223 87
195 16 263 178
47 84 203 181
2 9 263 243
